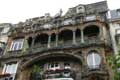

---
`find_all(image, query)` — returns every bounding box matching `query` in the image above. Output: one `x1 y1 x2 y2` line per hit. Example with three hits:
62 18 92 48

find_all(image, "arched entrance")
21 53 83 80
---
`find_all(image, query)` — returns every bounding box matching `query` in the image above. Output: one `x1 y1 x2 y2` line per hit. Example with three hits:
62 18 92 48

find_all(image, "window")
62 19 74 25
86 15 96 21
10 39 24 51
87 51 101 68
2 62 18 80
76 5 85 13
48 63 60 70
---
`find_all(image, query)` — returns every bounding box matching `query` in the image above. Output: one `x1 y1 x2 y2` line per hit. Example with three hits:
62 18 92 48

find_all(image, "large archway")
21 53 83 80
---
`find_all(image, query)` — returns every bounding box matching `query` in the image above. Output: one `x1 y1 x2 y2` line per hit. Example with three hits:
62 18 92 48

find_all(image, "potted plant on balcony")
30 65 42 80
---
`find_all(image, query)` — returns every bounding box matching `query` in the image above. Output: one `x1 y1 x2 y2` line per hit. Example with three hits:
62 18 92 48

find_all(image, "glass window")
62 19 74 25
86 15 96 21
2 62 18 80
87 51 101 68
3 62 18 74
48 63 60 70
10 39 24 51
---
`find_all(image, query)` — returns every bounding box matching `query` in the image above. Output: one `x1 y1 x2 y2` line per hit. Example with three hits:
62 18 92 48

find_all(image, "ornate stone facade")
0 1 114 80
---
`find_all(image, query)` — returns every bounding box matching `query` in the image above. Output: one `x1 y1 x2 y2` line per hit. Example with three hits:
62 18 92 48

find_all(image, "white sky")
0 0 119 24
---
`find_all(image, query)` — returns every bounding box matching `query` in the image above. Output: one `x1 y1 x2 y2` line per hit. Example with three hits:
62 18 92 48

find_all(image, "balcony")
81 65 108 78
29 68 75 80
30 37 106 54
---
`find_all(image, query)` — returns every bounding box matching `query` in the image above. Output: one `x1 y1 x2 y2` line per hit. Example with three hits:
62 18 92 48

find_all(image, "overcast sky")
0 0 119 24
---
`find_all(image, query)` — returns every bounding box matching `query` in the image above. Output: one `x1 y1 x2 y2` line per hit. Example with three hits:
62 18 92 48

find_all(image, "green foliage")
31 65 42 74
107 53 120 80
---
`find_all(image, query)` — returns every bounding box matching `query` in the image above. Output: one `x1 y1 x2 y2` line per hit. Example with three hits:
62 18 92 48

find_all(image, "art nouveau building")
109 9 120 54
0 1 113 80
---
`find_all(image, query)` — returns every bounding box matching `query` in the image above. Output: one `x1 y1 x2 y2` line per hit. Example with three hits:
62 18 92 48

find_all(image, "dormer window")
76 5 85 13
10 39 24 51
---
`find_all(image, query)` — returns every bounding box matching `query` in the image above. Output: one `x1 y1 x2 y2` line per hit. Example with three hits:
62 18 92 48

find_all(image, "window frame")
87 51 101 68
2 62 19 80
10 39 24 51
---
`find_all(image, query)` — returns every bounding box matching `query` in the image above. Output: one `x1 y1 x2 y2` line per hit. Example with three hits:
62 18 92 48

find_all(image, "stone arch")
86 49 101 56
34 33 48 45
82 22 103 37
81 22 102 30
58 29 73 41
21 52 83 69
59 27 75 33
83 25 100 37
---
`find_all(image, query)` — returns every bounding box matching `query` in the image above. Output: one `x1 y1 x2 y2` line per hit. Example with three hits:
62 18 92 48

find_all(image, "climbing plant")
31 65 42 73
107 53 120 80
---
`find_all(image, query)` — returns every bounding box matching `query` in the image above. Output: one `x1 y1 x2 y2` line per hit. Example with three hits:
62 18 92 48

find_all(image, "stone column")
31 36 35 49
55 34 58 47
81 30 84 43
73 30 76 44
48 35 51 48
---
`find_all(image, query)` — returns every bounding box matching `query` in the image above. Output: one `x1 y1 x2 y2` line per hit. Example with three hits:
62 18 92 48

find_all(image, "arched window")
87 51 101 68
84 25 99 37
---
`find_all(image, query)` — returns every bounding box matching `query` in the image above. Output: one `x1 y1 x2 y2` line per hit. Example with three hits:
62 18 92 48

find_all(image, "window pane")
11 39 23 51
87 52 101 68
13 43 18 50
87 54 94 67
94 54 101 66
5 63 18 74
